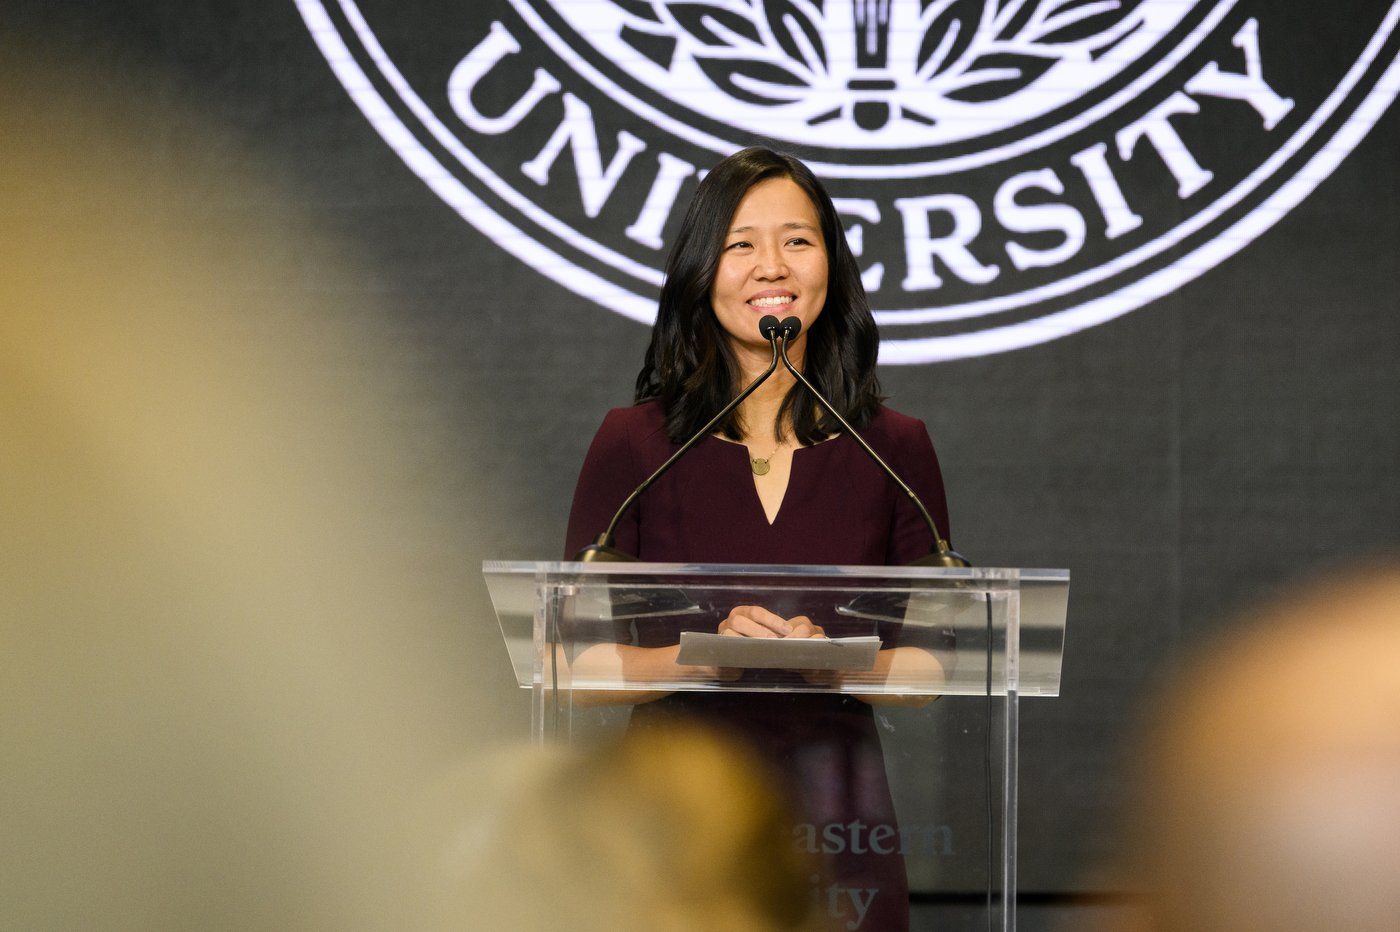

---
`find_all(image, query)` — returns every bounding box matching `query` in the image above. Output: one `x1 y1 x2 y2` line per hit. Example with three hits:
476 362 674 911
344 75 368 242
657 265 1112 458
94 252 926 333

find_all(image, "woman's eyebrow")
728 221 819 234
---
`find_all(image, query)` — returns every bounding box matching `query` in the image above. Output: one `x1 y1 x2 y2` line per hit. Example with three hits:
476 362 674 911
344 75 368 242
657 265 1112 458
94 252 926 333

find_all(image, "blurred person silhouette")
427 723 819 932
0 44 508 932
1117 563 1400 932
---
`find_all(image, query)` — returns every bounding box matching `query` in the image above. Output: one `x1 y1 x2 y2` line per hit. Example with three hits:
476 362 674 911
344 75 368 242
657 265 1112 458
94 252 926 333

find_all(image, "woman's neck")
730 336 804 444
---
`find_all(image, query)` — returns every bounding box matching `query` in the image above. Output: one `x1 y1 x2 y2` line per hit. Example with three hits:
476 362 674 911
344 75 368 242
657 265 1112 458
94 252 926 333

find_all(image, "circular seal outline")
297 0 1400 363
510 0 1237 177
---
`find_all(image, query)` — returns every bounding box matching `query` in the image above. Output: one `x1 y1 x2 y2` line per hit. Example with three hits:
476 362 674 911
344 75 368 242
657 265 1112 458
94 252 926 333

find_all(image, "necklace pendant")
750 458 770 476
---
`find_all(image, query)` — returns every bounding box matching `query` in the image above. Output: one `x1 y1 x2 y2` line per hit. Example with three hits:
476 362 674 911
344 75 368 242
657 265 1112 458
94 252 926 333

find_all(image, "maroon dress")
565 400 952 932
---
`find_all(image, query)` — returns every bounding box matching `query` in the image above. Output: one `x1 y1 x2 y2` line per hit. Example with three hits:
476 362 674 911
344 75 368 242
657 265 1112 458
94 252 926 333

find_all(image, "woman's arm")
848 647 944 708
571 604 807 708
565 408 643 559
879 413 952 565
861 413 952 705
570 642 739 708
795 642 945 708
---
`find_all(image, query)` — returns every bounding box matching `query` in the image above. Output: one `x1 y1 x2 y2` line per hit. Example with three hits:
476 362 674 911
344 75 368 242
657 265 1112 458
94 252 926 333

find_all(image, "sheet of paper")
675 632 882 671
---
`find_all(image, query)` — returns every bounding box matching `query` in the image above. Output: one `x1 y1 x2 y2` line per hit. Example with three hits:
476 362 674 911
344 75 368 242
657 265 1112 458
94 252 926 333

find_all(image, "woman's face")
710 177 828 353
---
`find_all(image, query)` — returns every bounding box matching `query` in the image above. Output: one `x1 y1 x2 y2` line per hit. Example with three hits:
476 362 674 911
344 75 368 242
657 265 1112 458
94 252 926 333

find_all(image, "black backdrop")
7 0 1398 901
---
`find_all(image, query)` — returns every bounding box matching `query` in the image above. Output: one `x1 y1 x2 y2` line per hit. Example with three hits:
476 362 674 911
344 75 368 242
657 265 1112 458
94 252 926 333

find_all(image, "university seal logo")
298 0 1400 361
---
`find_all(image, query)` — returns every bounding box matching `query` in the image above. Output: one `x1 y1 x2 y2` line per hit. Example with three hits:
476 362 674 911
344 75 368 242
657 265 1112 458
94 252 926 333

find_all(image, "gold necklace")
750 443 781 476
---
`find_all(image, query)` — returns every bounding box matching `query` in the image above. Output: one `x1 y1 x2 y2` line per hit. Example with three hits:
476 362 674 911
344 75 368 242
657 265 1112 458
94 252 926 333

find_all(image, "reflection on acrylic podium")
484 562 1068 932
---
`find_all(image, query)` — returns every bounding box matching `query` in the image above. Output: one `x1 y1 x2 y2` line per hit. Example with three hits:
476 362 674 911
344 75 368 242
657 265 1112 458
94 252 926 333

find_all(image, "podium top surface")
483 561 1069 583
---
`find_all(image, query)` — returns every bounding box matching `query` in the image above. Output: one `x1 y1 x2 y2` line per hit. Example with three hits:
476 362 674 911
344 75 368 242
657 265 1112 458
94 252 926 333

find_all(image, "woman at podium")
565 147 953 932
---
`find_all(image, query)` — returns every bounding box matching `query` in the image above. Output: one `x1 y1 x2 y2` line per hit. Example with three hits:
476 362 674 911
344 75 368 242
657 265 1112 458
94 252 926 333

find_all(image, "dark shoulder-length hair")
634 146 883 445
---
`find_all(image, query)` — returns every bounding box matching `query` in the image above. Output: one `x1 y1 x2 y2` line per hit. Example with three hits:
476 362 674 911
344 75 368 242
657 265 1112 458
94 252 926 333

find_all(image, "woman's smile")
746 289 796 310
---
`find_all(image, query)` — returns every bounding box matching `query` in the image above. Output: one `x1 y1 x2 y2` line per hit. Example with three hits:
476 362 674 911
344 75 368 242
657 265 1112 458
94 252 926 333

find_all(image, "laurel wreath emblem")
605 0 1155 130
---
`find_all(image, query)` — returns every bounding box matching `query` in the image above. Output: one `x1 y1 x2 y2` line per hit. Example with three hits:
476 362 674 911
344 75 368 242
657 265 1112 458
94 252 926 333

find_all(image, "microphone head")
779 316 802 339
758 315 781 340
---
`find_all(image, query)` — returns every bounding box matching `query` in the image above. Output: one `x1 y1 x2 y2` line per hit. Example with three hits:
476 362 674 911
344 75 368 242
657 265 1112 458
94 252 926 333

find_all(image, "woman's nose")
754 247 788 279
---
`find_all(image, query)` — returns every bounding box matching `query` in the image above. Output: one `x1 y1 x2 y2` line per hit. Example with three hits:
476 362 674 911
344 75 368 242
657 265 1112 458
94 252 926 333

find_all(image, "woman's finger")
720 616 779 638
742 605 795 634
718 613 777 638
785 615 826 639
718 605 791 637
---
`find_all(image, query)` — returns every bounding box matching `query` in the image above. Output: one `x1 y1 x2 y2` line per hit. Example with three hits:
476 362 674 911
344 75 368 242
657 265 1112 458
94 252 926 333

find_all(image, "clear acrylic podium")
483 562 1068 932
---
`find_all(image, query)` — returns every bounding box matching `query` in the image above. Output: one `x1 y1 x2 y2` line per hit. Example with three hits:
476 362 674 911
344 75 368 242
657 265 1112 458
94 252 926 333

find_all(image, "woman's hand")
718 605 827 640
718 607 832 686
719 604 791 638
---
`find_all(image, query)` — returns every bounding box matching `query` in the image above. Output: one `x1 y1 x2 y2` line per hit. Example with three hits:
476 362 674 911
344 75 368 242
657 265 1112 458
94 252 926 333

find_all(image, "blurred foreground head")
0 45 500 932
1126 564 1400 932
431 724 817 932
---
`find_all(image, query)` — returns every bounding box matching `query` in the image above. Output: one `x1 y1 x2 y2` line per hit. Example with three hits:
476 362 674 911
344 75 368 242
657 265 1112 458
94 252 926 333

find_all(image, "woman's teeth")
748 296 793 307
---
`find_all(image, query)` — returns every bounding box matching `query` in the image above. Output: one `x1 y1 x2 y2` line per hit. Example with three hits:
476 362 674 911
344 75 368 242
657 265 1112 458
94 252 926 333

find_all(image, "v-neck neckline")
709 433 841 527
708 435 792 526
756 447 793 527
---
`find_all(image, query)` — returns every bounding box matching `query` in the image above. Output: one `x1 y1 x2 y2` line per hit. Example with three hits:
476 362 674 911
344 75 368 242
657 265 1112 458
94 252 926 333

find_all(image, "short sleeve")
564 408 643 559
882 415 952 566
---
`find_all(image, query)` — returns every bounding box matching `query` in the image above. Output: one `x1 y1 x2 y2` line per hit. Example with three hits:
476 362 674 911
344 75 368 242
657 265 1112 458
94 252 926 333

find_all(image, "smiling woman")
563 147 956 932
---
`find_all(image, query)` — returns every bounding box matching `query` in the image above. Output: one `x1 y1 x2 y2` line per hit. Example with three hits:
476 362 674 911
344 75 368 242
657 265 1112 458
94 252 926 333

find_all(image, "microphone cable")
986 590 994 932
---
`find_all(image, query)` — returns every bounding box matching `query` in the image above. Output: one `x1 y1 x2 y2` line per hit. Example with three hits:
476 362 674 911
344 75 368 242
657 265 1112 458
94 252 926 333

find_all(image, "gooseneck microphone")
774 316 970 568
574 315 786 562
